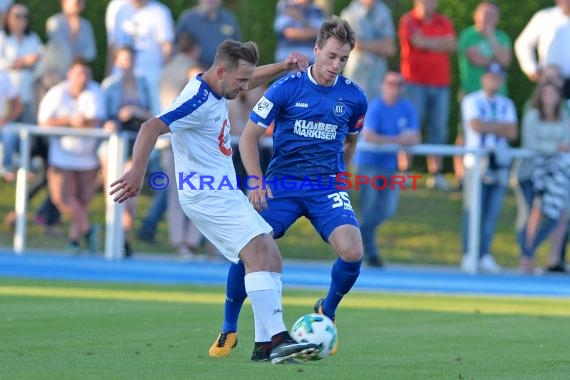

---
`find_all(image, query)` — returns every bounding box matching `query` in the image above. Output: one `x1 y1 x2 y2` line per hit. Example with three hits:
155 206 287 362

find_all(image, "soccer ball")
290 313 337 359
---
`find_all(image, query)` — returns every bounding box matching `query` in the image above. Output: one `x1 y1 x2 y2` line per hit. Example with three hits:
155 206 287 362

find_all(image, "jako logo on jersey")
253 96 273 118
334 102 346 117
293 119 338 140
295 102 309 108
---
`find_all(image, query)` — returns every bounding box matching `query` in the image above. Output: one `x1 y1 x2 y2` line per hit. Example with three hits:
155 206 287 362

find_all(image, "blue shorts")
260 180 359 241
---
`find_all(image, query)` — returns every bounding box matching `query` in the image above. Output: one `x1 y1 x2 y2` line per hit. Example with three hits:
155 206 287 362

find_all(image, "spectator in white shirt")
546 22 570 99
515 0 570 83
38 59 106 254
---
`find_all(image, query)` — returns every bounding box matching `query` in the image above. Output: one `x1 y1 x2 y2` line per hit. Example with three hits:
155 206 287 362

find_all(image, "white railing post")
14 127 30 254
104 132 127 260
464 150 483 274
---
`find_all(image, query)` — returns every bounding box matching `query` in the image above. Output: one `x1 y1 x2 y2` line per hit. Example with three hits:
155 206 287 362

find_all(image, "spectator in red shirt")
399 0 457 191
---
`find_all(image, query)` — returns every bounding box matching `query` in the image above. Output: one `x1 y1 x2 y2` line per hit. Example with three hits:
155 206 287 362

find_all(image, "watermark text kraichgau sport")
147 171 422 191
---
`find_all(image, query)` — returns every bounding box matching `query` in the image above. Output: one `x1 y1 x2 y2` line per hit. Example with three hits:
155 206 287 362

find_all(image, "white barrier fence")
8 123 129 261
6 123 536 274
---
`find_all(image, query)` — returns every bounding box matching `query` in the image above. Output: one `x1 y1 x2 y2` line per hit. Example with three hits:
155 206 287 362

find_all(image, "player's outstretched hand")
109 169 144 204
283 51 309 72
248 184 273 212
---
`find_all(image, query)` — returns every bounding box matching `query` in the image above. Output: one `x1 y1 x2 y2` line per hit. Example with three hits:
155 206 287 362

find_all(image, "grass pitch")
1 278 569 380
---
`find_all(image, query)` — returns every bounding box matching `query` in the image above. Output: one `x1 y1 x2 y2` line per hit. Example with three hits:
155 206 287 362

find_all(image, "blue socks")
322 258 362 319
221 257 361 331
221 260 247 333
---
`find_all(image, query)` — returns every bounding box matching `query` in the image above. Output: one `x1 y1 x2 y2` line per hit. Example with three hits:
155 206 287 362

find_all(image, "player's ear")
216 66 225 80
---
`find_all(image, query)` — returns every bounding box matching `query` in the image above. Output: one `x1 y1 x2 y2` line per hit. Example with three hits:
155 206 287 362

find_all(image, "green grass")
1 278 569 380
0 173 546 268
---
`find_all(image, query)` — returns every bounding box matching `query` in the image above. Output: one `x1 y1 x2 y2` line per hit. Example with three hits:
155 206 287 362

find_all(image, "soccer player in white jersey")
109 40 318 364
209 16 368 361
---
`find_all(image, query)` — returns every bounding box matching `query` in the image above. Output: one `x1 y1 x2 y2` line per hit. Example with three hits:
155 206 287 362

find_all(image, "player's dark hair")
316 16 355 50
214 40 259 69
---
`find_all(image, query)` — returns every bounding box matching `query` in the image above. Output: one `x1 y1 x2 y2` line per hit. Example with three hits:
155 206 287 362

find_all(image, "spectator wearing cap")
460 62 518 274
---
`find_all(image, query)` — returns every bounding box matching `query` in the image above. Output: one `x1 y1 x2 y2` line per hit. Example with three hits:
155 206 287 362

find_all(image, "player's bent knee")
239 234 271 273
329 225 363 262
339 248 363 262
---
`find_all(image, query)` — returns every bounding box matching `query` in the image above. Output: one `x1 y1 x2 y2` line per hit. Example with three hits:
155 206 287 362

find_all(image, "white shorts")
180 191 272 263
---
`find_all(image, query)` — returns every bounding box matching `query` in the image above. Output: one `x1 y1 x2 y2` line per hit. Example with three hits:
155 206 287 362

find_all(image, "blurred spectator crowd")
1 0 570 275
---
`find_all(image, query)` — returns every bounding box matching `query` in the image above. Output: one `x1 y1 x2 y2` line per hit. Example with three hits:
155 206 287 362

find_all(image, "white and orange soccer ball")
290 313 337 359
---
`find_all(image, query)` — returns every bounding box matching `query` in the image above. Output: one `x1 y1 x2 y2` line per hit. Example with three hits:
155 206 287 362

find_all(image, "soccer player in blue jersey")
110 40 320 364
209 16 368 361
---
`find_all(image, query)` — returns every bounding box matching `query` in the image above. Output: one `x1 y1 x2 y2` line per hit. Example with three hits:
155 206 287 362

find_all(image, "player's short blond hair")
316 16 355 50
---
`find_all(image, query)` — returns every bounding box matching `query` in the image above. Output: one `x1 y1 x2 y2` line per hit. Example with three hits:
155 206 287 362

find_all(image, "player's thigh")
259 195 304 239
180 191 272 263
304 188 359 242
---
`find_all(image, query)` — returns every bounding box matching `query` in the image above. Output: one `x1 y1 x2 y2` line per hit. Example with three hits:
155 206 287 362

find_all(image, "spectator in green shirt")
458 1 512 96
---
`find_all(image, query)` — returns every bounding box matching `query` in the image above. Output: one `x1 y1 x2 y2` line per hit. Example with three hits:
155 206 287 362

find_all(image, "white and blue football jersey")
249 67 368 180
158 75 236 203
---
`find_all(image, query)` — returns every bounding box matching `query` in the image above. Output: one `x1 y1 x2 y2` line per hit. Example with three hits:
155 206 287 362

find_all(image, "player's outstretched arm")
109 117 170 203
240 120 272 211
248 51 309 90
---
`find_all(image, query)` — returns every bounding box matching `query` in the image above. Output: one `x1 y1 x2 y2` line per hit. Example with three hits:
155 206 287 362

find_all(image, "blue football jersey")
249 68 368 180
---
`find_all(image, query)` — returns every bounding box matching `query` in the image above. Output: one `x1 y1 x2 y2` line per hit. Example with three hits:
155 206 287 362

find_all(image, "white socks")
245 271 285 341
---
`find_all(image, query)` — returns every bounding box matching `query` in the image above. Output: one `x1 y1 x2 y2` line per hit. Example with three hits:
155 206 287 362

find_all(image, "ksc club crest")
334 102 346 117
